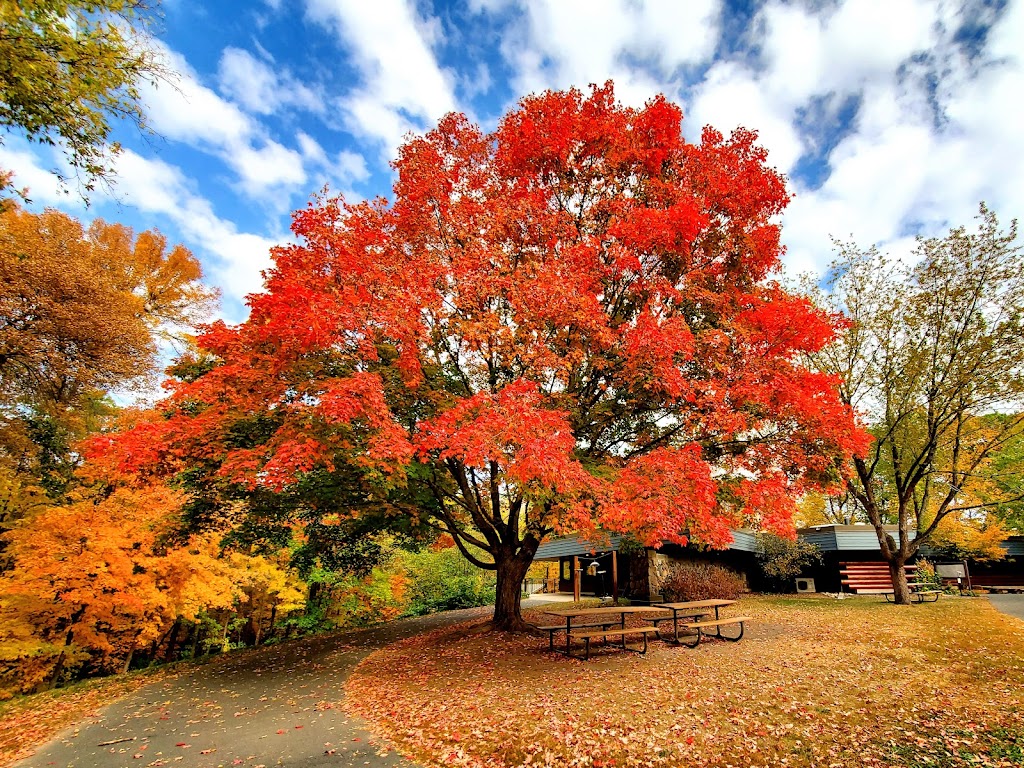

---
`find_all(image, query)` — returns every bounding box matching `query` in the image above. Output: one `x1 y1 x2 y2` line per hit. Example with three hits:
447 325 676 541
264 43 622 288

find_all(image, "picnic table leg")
672 610 679 643
681 625 701 648
565 618 571 656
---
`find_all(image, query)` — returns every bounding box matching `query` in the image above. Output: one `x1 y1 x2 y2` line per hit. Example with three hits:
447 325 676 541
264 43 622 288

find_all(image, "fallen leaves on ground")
346 596 1024 768
0 667 172 765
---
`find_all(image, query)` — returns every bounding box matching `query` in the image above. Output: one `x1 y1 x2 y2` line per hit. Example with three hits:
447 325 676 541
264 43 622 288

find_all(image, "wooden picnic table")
543 605 671 656
653 599 736 644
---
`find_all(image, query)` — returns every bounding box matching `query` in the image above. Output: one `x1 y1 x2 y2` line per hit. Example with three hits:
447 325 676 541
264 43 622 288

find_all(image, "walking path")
987 593 1024 622
16 605 503 768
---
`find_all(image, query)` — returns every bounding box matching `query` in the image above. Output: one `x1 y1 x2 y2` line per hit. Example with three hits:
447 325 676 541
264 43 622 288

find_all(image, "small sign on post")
936 562 971 592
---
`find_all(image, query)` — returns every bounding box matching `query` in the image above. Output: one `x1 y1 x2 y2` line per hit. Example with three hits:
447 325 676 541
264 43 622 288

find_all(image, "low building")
796 525 1024 592
531 531 761 601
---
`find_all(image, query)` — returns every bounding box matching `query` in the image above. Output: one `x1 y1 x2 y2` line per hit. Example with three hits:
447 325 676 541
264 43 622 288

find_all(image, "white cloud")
687 61 803 171
296 131 369 198
217 47 323 116
676 0 1024 281
0 144 82 208
759 0 936 110
481 0 720 107
305 0 457 153
141 42 309 200
108 150 280 313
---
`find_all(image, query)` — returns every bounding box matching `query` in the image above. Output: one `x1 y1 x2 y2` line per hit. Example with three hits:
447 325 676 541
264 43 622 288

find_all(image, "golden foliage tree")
0 480 235 688
0 204 216 522
0 0 168 195
0 205 216 405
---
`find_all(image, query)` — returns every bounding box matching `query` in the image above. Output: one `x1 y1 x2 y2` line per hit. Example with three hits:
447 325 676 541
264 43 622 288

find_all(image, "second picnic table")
542 605 673 656
652 599 735 644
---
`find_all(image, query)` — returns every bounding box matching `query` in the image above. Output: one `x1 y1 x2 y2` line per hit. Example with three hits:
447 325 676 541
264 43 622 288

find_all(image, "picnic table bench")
676 616 752 647
569 626 661 660
840 562 941 602
542 606 672 659
652 600 747 645
536 619 624 651
542 602 752 660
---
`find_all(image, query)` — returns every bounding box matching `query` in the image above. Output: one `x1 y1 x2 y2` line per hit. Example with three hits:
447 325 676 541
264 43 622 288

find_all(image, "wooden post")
573 555 581 602
611 550 619 604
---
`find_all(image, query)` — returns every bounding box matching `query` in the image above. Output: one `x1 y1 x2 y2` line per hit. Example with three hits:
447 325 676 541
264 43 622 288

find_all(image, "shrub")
397 546 496 616
756 532 822 592
658 561 746 601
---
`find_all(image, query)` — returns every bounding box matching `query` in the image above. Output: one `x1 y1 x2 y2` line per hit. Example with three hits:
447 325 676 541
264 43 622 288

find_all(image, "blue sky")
2 0 1022 325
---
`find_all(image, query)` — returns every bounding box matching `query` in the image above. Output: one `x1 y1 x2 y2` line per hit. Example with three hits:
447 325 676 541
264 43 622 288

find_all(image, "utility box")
795 577 816 593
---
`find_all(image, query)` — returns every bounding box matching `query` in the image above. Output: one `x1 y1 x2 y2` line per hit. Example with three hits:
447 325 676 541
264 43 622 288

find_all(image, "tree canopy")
0 203 216 524
813 206 1024 602
0 0 167 196
93 84 864 630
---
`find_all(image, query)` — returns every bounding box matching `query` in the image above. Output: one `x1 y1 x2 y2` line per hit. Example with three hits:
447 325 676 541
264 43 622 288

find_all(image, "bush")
658 561 746 601
398 546 496 616
756 532 822 592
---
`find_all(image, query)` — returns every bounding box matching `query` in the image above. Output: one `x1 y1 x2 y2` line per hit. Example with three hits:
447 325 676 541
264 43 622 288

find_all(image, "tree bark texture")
490 542 538 632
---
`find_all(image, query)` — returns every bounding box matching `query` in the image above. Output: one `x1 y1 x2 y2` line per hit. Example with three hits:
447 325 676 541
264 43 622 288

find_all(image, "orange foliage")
1 482 234 676
0 205 217 407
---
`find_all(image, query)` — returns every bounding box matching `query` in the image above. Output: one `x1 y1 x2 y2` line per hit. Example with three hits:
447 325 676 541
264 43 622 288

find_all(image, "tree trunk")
491 542 538 632
189 621 202 659
889 556 912 604
122 638 138 675
162 617 183 663
858 482 915 606
267 603 278 643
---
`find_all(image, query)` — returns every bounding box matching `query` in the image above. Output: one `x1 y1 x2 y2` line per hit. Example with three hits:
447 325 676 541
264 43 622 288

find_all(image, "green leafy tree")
811 206 1024 604
755 531 822 591
0 0 169 196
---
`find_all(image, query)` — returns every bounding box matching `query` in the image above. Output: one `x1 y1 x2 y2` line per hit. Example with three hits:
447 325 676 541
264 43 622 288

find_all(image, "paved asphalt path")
16 606 498 768
988 593 1024 622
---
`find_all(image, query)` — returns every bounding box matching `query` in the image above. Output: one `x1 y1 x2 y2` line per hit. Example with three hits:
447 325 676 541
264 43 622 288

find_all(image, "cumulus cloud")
305 0 457 154
296 131 370 198
141 41 309 200
218 47 323 116
0 143 83 208
673 0 1024 279
475 0 721 107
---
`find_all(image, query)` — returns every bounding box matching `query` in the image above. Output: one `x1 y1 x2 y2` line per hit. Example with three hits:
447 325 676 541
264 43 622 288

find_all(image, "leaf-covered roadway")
16 607 492 768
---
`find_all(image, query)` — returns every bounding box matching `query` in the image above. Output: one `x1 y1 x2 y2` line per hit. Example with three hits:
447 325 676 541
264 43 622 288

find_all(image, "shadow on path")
16 606 494 768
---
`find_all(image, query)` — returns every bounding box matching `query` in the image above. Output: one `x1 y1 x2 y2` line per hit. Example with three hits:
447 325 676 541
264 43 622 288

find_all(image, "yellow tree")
1 481 235 684
813 206 1024 603
0 0 168 196
0 204 216 520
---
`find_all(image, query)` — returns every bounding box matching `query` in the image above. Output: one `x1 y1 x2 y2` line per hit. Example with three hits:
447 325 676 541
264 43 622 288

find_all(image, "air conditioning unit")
795 577 816 593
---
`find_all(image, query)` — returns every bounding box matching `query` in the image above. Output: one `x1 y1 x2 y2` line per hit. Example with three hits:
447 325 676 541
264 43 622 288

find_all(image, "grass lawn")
346 595 1024 768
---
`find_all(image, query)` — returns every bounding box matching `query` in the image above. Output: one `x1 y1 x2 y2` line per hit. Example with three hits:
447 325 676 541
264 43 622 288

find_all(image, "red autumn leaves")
91 83 865 579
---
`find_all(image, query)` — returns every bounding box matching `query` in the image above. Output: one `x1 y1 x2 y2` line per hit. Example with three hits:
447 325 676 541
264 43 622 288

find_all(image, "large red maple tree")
94 84 865 630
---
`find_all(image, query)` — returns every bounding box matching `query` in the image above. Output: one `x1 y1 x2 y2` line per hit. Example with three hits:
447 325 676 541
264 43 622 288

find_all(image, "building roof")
796 524 909 552
796 525 1024 558
533 529 759 560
